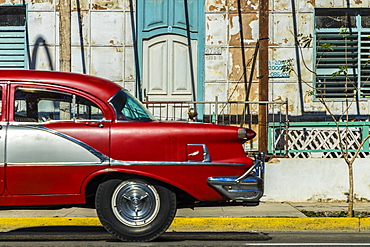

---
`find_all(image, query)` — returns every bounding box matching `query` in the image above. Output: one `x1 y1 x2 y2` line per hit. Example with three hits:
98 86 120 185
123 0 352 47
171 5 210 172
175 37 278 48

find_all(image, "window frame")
313 8 370 101
10 83 108 123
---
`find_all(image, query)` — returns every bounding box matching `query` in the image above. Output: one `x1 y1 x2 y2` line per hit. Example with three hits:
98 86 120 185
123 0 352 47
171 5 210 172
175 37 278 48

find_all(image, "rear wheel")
96 178 176 242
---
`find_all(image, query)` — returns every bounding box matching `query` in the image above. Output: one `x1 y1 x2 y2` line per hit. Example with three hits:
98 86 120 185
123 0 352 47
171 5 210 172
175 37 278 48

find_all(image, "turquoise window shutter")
0 5 27 70
314 8 370 100
0 27 27 69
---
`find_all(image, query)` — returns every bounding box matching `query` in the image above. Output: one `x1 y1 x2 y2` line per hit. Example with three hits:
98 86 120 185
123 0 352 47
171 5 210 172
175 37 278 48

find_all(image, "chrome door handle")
85 122 104 128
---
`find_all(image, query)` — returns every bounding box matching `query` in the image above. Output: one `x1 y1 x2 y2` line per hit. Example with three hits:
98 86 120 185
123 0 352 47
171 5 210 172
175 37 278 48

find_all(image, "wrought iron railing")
143 98 288 153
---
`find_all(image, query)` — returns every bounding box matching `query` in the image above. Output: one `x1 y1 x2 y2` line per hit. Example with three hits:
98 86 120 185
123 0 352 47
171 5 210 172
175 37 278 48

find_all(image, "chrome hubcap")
112 180 160 227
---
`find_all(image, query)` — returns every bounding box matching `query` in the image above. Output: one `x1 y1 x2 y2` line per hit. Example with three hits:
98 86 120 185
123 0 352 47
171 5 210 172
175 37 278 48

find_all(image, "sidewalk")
0 202 368 232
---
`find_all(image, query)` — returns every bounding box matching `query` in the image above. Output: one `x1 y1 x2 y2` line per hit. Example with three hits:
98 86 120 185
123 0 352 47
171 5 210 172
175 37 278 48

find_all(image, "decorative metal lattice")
273 126 370 158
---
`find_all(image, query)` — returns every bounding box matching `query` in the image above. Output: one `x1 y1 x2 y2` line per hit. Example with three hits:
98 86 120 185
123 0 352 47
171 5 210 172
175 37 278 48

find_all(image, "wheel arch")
83 169 197 208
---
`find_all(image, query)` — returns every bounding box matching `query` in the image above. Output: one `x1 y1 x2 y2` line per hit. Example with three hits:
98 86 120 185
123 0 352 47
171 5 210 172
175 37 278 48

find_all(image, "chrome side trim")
7 161 109 167
110 159 245 166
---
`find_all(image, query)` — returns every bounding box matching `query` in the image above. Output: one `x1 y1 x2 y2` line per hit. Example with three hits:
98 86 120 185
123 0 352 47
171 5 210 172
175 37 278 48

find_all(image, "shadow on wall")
29 37 54 71
27 0 86 72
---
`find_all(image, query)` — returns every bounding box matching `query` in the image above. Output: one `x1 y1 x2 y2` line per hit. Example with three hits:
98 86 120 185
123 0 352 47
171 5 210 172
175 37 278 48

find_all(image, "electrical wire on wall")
129 0 142 101
223 0 261 127
221 40 260 126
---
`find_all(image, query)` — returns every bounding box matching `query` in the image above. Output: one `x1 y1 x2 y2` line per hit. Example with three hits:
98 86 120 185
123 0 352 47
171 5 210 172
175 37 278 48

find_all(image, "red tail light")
238 128 256 140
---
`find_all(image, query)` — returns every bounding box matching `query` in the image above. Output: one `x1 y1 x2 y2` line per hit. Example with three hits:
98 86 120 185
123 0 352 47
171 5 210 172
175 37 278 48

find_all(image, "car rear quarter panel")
109 121 253 201
110 121 252 164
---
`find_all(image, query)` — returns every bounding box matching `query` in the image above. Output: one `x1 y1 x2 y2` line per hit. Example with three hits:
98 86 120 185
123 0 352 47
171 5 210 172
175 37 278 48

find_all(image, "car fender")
81 167 212 201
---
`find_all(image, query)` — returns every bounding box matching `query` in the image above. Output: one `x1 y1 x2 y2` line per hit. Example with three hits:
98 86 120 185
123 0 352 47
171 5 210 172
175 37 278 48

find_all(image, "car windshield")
110 90 154 121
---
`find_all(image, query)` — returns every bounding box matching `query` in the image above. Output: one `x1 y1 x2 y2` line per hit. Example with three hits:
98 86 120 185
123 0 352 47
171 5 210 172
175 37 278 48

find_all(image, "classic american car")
0 70 264 242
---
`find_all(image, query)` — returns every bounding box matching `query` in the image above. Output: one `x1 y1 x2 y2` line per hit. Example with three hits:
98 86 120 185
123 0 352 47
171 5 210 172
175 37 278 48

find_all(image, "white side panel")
6 125 102 164
0 125 5 164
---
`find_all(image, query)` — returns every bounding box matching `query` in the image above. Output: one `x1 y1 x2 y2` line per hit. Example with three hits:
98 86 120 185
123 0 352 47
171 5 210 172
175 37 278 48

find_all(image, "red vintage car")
0 70 264 241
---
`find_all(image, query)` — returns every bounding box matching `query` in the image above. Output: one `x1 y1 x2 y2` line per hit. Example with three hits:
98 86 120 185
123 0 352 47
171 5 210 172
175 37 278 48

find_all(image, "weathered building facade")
2 0 370 154
2 0 368 110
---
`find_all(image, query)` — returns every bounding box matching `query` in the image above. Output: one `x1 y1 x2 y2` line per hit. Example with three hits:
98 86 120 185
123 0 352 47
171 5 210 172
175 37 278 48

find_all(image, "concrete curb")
170 218 366 232
0 217 101 232
0 217 369 232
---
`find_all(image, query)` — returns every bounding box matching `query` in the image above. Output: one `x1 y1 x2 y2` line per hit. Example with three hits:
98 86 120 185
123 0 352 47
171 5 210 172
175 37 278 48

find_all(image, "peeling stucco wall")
205 0 370 118
3 0 370 118
205 0 260 106
1 0 134 91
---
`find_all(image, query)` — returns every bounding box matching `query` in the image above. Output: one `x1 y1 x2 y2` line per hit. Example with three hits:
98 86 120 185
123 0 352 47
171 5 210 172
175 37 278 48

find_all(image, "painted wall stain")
303 91 313 104
72 0 89 10
207 0 227 12
229 0 258 12
92 3 107 10
307 0 316 6
30 0 53 4
228 47 257 82
90 0 123 10
206 14 227 45
229 14 258 46
4 0 19 3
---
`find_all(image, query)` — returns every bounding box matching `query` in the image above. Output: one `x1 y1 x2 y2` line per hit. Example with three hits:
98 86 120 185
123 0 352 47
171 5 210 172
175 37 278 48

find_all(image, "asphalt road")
0 227 369 246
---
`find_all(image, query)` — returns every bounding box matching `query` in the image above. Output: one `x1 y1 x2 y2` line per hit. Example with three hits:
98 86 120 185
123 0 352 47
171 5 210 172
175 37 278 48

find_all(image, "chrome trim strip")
7 161 109 167
110 159 244 166
25 125 109 163
10 120 111 125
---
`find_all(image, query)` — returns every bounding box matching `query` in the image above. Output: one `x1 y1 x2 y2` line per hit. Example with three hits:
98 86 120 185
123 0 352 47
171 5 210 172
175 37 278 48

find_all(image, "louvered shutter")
0 6 27 69
315 32 358 98
314 8 370 100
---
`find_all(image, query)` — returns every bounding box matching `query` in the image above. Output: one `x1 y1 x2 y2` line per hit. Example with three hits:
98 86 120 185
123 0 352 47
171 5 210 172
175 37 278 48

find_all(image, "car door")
5 84 110 195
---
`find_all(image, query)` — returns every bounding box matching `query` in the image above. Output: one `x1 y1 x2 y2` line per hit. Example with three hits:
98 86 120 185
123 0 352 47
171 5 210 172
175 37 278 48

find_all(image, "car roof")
0 70 122 102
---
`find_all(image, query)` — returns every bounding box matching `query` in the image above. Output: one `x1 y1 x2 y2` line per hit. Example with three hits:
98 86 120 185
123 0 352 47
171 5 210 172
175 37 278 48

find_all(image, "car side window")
14 87 103 122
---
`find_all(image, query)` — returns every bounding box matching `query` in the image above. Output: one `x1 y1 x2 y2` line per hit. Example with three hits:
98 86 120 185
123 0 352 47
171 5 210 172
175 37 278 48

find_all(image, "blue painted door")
137 0 204 102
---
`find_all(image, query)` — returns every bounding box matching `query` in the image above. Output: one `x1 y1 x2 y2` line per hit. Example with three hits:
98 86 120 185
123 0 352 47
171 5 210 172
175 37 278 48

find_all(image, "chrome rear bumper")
207 152 265 201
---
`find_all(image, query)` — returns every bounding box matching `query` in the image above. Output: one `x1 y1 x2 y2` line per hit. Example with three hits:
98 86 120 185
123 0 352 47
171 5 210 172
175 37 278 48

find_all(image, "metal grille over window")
0 5 27 69
314 8 370 99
